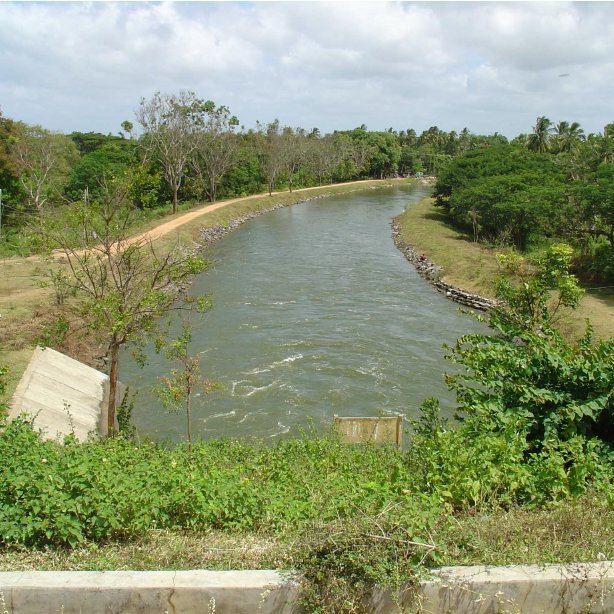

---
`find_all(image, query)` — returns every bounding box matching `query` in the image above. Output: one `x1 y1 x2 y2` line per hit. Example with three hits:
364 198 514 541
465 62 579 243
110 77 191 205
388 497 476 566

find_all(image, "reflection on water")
120 184 485 441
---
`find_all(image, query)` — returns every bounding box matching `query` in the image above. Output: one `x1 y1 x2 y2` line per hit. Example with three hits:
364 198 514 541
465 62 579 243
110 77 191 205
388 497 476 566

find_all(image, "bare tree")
280 126 308 193
259 120 286 196
136 91 200 213
305 133 344 185
190 101 240 202
12 124 78 215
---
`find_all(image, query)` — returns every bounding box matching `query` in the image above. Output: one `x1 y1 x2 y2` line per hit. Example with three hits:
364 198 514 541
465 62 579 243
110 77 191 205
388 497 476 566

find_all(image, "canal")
121 183 484 441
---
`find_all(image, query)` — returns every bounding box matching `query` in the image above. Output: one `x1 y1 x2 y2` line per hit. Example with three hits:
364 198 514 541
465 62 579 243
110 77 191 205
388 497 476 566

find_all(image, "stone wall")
391 221 497 312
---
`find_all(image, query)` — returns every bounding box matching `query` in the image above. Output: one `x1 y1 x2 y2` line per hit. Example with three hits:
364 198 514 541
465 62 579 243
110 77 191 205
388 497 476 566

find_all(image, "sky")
1 1 613 139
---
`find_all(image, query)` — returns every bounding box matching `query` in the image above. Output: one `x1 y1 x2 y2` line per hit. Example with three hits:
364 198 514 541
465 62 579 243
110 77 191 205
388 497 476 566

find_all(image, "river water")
121 183 484 441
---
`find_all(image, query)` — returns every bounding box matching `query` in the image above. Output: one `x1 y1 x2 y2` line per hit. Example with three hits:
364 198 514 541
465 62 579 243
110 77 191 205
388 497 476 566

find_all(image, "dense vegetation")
0 94 504 256
434 117 614 282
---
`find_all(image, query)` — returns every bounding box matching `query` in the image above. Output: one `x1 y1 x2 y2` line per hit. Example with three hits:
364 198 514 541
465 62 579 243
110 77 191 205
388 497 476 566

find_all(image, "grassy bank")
396 198 614 340
0 421 611 611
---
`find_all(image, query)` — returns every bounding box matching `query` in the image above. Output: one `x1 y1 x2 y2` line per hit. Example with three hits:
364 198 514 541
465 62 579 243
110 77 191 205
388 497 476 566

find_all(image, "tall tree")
259 120 286 196
137 91 201 213
554 120 585 153
190 101 240 202
12 124 78 215
280 126 307 192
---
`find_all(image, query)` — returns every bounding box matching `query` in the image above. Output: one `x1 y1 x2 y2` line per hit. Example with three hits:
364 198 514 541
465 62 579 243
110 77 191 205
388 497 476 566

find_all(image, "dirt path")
124 181 379 246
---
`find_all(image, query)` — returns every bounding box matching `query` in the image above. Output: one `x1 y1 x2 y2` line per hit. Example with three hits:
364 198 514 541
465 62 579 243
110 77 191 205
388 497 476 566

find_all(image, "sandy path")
125 181 378 246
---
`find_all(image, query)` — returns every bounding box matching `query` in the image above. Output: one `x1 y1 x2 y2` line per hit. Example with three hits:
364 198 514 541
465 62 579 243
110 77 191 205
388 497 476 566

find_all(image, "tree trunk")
107 342 120 436
172 185 178 214
186 382 192 453
209 177 216 203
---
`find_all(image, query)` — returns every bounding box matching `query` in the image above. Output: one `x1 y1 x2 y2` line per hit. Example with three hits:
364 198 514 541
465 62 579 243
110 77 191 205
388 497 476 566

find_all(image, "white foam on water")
231 380 278 397
237 412 253 424
244 353 303 376
203 410 236 423
273 353 303 366
268 421 290 438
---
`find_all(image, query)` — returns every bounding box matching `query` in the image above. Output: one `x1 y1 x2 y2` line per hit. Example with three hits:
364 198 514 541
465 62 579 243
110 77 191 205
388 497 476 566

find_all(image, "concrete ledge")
0 570 300 614
0 561 612 613
406 561 614 614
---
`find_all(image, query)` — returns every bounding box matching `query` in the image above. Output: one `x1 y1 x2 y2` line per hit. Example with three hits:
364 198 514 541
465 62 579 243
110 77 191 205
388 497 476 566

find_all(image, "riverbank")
394 198 614 340
0 179 403 399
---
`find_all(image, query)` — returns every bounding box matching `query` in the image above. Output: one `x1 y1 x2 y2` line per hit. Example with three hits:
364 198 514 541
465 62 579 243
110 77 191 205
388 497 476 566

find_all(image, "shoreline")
391 219 497 312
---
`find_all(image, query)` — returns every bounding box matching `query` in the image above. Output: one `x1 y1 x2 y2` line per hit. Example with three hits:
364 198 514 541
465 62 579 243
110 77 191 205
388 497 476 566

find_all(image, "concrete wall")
9 347 110 441
0 562 612 613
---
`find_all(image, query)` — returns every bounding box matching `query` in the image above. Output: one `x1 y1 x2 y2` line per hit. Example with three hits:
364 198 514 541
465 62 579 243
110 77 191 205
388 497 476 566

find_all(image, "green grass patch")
397 198 614 340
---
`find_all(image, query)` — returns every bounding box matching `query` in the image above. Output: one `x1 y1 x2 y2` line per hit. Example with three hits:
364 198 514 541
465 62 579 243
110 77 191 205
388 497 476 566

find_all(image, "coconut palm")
526 116 554 153
555 120 585 153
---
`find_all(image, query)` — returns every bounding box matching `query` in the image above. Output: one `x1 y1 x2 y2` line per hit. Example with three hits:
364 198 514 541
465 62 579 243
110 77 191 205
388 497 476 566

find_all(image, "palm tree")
555 120 585 153
526 116 553 153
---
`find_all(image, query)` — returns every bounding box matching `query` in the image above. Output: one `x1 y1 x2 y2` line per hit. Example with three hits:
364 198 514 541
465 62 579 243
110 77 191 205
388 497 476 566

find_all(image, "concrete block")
1 562 612 613
0 570 300 614
9 346 123 442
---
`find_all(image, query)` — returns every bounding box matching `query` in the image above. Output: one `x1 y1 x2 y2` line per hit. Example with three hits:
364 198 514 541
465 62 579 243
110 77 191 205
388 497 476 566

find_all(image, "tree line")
434 116 614 282
1 91 504 250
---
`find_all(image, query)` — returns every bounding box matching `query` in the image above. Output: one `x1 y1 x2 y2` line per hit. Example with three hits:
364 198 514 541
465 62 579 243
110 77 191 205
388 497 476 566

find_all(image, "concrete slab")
0 570 300 614
0 562 612 614
9 346 120 441
404 561 614 613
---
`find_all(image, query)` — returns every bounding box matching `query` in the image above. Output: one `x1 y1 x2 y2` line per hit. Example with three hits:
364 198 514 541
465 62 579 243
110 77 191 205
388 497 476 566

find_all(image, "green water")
121 184 485 440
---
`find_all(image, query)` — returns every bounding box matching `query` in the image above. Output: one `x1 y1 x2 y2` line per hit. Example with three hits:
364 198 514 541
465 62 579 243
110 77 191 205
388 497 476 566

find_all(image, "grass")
0 494 611 572
397 198 614 341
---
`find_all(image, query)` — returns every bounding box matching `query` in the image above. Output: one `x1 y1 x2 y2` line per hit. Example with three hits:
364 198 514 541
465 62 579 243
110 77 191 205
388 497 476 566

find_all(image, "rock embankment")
391 221 497 312
198 196 328 245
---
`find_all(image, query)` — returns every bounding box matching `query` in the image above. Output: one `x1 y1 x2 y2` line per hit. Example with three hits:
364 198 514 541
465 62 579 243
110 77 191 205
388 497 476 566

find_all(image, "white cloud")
0 1 612 138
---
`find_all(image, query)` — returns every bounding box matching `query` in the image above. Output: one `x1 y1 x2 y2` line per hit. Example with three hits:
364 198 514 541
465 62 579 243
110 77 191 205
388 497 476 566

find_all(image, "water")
121 184 484 441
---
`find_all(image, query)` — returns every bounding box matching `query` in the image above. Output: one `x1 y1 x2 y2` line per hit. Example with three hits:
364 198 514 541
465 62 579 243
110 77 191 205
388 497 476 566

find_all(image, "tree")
554 120 584 153
45 178 208 435
0 111 21 229
526 116 554 153
305 133 344 185
259 120 286 196
136 91 201 213
280 126 308 192
190 101 240 202
155 309 215 451
12 124 78 215
445 244 612 446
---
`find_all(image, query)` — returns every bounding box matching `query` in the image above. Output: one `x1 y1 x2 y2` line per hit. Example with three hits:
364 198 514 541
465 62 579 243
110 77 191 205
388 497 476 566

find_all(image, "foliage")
154 302 215 450
40 177 209 434
445 245 613 446
35 314 70 349
434 145 566 248
434 119 614 279
11 123 79 215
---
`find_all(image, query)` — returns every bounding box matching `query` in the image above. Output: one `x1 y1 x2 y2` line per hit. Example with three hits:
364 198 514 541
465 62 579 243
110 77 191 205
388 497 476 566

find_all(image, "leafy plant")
445 244 612 446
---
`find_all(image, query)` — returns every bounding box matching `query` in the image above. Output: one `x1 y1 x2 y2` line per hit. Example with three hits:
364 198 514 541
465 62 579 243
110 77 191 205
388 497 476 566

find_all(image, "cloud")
0 1 612 138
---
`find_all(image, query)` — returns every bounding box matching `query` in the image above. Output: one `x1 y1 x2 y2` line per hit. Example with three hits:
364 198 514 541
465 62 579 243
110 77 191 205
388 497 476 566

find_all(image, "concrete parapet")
1 561 612 614
0 570 300 614
408 561 614 613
